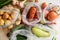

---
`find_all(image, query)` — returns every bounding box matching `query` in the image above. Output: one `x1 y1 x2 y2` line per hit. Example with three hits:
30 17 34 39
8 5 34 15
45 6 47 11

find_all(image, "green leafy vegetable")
18 0 24 1
0 0 12 8
16 34 27 40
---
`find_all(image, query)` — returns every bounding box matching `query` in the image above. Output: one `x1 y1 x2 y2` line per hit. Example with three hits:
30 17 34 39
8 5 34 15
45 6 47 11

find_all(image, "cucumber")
32 27 50 37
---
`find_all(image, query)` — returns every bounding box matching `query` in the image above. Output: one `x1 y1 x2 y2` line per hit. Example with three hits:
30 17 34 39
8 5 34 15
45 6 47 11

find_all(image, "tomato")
27 7 37 21
46 11 58 21
41 2 47 9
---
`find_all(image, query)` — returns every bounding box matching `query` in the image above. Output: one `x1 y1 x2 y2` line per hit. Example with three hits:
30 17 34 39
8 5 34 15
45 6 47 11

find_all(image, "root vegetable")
18 14 21 21
0 19 4 26
10 13 15 19
3 12 9 19
15 20 21 25
0 10 4 15
8 16 12 20
8 5 14 10
8 25 13 29
4 20 11 25
0 16 2 19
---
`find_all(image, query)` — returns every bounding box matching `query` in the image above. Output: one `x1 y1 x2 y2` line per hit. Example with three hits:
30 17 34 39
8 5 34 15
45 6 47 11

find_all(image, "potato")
10 13 15 19
8 5 14 10
0 10 4 15
4 20 11 25
18 14 21 21
3 12 9 19
15 20 21 25
8 16 12 20
0 16 2 19
0 19 4 26
7 25 13 29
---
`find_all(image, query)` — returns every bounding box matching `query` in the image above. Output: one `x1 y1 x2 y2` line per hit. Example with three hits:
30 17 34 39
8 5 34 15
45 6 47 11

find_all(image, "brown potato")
7 25 13 29
18 14 21 21
0 19 4 26
4 20 11 25
3 12 9 19
10 13 15 19
8 16 12 20
0 10 4 15
0 16 2 19
15 20 21 25
8 5 14 10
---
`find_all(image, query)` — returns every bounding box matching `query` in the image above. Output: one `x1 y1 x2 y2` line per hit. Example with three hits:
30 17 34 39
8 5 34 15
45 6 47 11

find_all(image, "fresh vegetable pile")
0 0 60 40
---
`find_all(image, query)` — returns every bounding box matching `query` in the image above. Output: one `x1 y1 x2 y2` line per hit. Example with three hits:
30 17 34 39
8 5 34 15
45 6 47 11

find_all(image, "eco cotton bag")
29 24 55 40
10 29 34 40
22 2 42 26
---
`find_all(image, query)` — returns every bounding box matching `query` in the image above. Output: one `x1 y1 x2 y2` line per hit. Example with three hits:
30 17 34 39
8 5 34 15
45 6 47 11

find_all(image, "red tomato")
46 11 58 21
41 2 47 9
27 7 37 21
